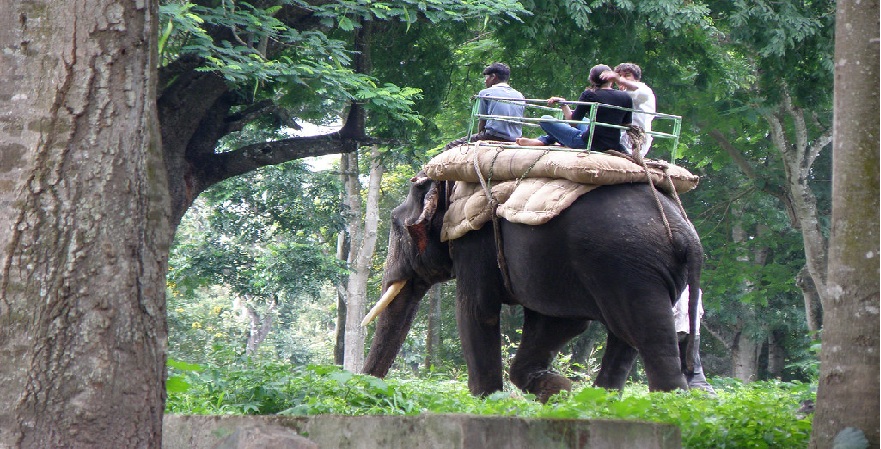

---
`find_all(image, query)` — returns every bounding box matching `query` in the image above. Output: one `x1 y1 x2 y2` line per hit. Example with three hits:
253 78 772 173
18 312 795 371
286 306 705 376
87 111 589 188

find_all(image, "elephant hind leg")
594 331 638 390
510 309 589 403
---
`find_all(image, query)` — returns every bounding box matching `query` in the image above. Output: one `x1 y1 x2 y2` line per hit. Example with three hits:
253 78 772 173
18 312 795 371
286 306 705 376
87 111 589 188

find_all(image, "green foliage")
158 0 528 132
169 161 344 301
167 161 344 364
167 359 815 448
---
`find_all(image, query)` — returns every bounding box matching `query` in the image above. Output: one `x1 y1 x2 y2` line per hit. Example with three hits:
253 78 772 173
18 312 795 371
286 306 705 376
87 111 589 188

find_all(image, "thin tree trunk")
334 227 349 365
810 1 880 446
342 147 384 372
0 1 170 446
796 265 823 334
424 284 443 370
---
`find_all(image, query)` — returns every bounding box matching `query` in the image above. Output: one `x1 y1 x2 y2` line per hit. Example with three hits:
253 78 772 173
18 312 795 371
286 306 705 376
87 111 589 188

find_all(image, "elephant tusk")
361 280 407 327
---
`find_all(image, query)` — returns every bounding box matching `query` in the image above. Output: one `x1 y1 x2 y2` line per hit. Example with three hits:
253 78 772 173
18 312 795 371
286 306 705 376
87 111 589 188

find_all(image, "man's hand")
601 70 618 82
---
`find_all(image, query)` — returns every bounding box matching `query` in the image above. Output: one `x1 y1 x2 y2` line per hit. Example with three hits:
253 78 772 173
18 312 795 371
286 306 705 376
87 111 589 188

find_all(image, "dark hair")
483 62 511 82
614 63 642 81
588 64 613 88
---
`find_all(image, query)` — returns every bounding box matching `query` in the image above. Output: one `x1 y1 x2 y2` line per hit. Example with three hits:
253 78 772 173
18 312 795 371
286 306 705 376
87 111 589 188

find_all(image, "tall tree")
0 1 170 447
810 0 879 446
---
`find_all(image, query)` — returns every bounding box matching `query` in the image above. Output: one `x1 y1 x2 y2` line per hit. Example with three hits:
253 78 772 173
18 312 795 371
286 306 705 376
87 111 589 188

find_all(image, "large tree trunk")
810 0 880 446
731 329 760 382
0 1 170 447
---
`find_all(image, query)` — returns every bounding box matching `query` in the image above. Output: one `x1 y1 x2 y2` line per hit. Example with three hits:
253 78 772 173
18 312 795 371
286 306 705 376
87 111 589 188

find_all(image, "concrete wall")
164 414 681 449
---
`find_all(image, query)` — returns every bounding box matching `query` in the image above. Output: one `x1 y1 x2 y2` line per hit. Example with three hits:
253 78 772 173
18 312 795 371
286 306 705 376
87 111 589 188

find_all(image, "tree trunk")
424 284 443 370
766 330 786 380
731 330 760 382
0 1 170 447
334 227 350 366
245 297 277 356
810 1 880 446
334 154 353 366
342 147 384 372
568 322 602 376
796 265 823 334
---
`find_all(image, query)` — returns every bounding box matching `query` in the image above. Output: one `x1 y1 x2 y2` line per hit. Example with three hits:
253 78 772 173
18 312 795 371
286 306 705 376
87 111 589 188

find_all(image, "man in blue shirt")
444 63 525 149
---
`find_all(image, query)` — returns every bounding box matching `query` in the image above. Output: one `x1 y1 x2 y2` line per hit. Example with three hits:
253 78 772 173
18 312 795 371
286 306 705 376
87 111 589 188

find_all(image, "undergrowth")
166 359 815 449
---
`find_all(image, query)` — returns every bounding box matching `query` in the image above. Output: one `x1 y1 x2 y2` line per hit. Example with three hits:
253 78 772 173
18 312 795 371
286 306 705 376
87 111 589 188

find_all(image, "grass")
166 360 815 449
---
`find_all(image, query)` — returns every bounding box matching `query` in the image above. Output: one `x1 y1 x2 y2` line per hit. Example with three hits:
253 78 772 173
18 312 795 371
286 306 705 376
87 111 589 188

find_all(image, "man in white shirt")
674 286 717 395
602 63 656 157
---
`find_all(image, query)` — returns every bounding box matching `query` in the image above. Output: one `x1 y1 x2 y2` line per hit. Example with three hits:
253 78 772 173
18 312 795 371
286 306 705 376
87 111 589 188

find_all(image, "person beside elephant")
444 62 525 150
674 286 717 396
516 64 632 153
601 63 656 157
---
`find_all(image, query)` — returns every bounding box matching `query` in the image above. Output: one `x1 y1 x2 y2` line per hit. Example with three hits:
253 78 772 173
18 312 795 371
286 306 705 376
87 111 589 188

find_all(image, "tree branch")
196 132 360 188
706 128 760 180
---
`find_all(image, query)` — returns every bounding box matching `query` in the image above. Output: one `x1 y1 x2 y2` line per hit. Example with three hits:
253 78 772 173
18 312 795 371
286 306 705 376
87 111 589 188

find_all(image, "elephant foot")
514 370 572 403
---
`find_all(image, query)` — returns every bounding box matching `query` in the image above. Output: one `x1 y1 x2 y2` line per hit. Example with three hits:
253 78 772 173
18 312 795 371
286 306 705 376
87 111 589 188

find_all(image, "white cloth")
673 286 703 334
620 82 656 157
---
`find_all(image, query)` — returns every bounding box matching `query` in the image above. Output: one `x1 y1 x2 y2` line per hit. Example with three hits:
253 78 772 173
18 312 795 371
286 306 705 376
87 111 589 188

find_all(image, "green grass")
166 360 815 449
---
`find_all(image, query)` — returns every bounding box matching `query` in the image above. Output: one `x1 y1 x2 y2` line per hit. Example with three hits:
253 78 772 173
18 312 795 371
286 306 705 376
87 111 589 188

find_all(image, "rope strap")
471 146 517 298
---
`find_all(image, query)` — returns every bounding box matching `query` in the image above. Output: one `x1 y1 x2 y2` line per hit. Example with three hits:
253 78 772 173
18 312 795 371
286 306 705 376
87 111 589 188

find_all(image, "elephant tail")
684 237 703 374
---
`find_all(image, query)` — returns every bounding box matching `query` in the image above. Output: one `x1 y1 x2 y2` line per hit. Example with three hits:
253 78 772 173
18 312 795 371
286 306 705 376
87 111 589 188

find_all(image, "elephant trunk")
362 279 431 377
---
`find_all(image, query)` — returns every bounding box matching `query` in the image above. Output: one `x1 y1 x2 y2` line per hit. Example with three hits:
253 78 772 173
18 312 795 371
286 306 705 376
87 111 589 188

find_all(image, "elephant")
362 174 703 403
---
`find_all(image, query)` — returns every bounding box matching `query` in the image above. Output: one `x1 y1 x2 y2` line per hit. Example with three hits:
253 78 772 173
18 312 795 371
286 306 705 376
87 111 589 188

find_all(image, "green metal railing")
467 96 683 161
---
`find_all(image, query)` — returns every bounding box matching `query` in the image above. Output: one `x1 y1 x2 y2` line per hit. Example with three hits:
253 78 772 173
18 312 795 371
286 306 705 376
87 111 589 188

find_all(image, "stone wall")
164 414 681 449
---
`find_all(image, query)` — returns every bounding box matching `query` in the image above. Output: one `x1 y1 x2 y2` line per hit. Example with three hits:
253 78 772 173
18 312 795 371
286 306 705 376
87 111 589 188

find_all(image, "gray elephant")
362 174 703 402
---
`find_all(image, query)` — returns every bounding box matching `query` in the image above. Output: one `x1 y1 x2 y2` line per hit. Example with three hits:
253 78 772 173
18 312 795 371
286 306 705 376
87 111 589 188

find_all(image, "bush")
166 359 815 448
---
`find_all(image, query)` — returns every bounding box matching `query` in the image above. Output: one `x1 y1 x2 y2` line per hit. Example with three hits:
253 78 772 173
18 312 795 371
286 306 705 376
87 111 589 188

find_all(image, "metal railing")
467 95 683 161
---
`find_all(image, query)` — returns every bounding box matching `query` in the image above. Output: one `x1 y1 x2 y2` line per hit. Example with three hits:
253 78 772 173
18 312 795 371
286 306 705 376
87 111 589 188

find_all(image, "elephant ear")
405 176 440 254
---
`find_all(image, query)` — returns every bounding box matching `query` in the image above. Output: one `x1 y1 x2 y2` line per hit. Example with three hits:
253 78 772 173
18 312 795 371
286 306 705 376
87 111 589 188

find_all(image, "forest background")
165 0 833 387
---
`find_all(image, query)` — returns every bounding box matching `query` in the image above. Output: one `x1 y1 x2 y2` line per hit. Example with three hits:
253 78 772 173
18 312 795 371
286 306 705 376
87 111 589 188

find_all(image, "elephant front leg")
456 293 504 397
510 310 589 403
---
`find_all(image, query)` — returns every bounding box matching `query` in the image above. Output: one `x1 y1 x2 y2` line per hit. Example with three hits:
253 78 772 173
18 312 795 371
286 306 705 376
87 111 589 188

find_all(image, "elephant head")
362 174 453 377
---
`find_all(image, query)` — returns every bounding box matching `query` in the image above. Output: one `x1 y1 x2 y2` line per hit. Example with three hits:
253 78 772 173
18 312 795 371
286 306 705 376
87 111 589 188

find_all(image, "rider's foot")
516 137 545 146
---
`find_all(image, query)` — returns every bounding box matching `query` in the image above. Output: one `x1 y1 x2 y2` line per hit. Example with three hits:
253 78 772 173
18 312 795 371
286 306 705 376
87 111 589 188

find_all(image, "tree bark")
731 330 760 382
766 330 786 380
244 297 277 356
342 147 385 372
796 265 823 334
810 0 880 446
0 1 170 447
334 226 350 366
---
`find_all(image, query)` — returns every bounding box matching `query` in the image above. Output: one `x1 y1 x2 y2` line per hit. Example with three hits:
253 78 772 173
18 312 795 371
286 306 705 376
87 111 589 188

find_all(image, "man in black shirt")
516 64 632 152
